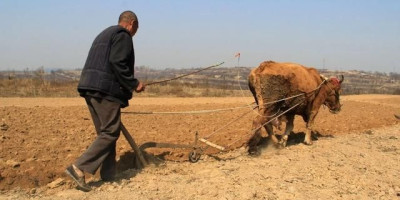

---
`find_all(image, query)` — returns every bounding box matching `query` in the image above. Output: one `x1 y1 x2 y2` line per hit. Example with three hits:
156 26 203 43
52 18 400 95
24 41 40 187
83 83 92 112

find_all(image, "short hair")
118 11 138 23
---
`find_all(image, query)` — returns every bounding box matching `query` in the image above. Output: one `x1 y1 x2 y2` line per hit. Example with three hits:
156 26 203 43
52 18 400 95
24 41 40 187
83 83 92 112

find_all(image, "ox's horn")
338 75 344 83
320 74 328 81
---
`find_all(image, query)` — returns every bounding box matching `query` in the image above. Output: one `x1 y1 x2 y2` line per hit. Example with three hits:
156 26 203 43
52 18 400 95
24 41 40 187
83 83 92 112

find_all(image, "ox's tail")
248 73 258 106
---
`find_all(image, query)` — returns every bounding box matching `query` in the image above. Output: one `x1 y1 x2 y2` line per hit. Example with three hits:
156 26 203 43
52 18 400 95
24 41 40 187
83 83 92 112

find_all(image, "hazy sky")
0 0 399 72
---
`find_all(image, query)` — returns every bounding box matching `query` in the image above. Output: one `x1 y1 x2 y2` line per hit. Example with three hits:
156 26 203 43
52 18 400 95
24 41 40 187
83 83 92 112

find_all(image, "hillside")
1 66 399 96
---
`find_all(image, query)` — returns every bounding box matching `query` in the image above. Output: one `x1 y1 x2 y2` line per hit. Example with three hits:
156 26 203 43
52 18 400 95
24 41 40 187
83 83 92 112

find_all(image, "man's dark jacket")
78 25 139 107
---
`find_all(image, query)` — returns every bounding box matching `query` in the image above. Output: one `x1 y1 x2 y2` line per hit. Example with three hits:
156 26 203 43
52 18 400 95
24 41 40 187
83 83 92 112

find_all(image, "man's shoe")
65 165 91 192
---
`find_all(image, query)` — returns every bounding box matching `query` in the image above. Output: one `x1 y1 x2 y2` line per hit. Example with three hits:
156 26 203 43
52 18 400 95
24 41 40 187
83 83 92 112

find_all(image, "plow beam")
198 138 225 151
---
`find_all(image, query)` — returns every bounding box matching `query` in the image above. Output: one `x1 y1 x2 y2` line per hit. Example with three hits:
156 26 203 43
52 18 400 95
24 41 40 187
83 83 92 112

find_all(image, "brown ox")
247 61 343 154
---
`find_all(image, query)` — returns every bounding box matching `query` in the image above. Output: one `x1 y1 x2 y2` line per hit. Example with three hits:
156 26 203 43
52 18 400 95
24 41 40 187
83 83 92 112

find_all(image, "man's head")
118 11 139 37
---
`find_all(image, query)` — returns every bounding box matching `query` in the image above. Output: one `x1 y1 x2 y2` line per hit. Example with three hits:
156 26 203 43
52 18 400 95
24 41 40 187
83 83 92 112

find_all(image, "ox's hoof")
249 151 261 157
303 140 313 145
279 135 288 147
248 147 260 157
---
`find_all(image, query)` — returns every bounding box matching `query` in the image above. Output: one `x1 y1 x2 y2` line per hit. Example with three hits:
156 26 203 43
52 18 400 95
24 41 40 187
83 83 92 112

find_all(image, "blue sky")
0 0 399 72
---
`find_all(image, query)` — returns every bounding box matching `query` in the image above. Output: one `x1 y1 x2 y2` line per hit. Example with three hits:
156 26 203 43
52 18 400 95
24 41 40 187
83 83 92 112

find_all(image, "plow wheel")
188 151 201 163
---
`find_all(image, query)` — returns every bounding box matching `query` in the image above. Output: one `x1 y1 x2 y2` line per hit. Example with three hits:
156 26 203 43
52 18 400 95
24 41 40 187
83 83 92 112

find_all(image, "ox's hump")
250 60 322 94
256 60 276 72
255 61 317 76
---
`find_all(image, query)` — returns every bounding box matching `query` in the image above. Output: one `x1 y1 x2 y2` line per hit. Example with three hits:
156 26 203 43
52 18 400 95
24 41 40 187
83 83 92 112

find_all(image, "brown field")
0 95 400 199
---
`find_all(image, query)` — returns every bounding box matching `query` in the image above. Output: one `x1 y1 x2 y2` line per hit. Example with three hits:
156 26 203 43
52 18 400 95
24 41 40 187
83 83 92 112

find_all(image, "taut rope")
225 99 305 149
121 103 256 115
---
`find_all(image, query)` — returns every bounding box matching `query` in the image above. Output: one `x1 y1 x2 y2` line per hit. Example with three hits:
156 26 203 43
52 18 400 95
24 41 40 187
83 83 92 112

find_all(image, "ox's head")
323 75 344 114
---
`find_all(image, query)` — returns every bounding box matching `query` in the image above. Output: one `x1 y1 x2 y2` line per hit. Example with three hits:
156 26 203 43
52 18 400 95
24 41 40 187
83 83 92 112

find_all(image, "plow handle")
121 123 148 168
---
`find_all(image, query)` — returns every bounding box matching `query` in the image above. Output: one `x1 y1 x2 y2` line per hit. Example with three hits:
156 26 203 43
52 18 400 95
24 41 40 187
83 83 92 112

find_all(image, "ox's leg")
280 115 294 147
304 127 313 145
248 115 267 155
264 123 278 144
304 111 318 145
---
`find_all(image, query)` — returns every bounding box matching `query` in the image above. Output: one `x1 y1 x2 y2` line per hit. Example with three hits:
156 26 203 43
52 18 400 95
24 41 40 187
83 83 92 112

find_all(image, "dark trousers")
75 96 121 176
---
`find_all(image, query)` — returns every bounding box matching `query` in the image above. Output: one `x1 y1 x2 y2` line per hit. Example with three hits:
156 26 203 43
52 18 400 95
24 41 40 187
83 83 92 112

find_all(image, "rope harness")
226 100 305 148
223 80 328 149
121 103 256 115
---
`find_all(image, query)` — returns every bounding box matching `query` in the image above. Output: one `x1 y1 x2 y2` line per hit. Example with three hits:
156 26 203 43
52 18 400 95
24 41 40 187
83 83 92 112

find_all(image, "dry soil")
0 95 399 199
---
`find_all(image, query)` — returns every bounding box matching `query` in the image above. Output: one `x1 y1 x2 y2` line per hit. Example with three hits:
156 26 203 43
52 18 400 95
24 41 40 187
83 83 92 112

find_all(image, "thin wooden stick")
198 138 225 151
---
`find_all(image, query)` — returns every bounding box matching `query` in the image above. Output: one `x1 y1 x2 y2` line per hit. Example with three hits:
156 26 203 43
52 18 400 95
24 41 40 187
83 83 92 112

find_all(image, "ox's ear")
329 77 340 86
338 75 344 84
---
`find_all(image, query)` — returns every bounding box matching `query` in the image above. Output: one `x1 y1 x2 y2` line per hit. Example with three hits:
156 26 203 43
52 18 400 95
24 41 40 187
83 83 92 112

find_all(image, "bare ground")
0 95 399 199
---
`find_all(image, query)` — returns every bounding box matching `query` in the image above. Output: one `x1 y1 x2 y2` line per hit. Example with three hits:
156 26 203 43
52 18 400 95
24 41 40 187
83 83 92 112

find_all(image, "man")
65 10 145 192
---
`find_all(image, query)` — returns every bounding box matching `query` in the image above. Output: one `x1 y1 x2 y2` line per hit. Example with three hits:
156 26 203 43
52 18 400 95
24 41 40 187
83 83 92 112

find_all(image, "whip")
144 61 225 86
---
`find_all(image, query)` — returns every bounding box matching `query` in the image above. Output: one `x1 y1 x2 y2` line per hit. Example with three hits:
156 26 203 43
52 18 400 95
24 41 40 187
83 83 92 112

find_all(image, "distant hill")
134 66 400 95
1 66 399 95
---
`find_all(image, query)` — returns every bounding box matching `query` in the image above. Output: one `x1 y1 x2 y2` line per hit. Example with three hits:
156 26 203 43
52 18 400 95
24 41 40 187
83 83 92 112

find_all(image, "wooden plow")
119 60 241 168
121 122 226 169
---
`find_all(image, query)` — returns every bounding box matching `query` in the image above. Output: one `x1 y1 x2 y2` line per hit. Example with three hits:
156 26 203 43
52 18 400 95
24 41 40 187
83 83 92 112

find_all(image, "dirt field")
0 95 399 199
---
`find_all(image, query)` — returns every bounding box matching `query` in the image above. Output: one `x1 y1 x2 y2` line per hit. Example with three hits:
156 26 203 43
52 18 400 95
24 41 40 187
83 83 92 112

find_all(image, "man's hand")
135 82 145 93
